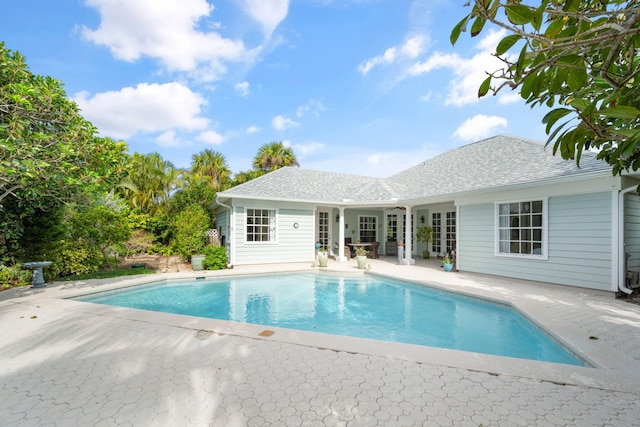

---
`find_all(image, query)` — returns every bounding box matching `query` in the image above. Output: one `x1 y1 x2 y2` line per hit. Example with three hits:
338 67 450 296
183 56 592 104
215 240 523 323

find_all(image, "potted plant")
318 246 328 268
355 246 368 269
416 226 433 259
441 253 454 272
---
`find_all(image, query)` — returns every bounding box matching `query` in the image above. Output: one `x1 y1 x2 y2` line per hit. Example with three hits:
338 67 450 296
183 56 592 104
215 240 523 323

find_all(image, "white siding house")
216 135 640 294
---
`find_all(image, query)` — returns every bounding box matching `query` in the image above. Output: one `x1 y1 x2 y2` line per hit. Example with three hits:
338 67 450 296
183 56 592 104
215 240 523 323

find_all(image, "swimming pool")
76 272 587 366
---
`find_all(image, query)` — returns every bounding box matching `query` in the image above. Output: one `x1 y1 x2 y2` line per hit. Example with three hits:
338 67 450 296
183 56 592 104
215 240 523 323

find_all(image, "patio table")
347 242 379 259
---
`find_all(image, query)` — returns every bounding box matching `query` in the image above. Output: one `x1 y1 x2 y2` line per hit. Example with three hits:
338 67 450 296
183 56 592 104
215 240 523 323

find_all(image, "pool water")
76 273 587 366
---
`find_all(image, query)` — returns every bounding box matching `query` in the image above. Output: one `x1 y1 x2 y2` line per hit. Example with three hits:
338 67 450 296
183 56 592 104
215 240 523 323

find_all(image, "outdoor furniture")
347 242 379 259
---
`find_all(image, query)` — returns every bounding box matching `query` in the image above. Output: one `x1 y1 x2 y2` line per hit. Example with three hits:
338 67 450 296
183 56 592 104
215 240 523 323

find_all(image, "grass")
59 267 156 281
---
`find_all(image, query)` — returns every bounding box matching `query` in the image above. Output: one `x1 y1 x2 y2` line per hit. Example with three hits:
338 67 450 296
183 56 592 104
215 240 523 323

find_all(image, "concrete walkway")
1 258 639 426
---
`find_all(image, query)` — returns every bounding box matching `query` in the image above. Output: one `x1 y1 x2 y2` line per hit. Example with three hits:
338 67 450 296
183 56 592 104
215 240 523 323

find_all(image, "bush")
202 245 228 270
172 204 210 261
49 240 103 278
122 229 155 258
0 264 32 289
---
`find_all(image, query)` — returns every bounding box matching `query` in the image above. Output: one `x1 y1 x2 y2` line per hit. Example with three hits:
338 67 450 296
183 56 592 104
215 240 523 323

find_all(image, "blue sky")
1 0 551 177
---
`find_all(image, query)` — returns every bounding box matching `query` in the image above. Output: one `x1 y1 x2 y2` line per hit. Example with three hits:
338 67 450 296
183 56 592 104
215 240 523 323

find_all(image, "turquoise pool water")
76 273 587 366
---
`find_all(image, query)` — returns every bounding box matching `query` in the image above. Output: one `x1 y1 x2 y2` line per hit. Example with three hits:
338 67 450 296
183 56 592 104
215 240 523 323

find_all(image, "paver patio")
1 258 639 426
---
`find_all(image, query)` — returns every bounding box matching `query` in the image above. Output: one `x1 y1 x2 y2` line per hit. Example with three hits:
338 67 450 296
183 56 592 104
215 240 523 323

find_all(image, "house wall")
231 201 316 265
459 192 613 291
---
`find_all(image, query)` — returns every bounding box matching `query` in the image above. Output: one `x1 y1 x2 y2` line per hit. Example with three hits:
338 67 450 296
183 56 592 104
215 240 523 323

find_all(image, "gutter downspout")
618 187 635 294
215 197 234 267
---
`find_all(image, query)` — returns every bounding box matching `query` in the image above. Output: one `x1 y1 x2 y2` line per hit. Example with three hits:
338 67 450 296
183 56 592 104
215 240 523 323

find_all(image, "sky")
1 0 552 178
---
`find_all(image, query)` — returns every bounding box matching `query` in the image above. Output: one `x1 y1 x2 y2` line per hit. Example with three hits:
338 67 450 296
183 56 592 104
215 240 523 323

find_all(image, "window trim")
244 207 278 244
494 198 548 260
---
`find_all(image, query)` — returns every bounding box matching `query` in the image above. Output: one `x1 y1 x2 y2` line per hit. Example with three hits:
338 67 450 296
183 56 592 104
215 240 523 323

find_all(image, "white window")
496 200 546 258
359 216 377 243
246 208 276 243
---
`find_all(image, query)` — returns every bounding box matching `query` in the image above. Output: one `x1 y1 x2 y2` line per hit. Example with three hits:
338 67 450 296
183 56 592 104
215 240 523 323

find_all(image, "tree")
118 152 185 214
230 169 265 187
451 1 640 175
190 149 231 191
68 205 131 270
252 141 299 172
0 42 128 205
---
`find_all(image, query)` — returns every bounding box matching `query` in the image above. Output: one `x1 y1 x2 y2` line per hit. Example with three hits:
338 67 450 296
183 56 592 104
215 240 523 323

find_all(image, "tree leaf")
496 35 521 55
471 16 486 37
450 16 470 45
504 5 533 25
542 108 573 133
544 19 565 39
478 75 492 97
599 106 640 120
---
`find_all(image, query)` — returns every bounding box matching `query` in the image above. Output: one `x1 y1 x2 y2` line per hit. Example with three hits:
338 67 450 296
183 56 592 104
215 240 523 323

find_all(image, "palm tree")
252 141 299 173
118 152 185 214
190 149 231 191
230 169 265 187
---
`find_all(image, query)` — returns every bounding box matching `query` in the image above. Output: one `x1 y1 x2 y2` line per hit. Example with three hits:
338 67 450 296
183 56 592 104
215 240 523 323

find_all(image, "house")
215 135 640 294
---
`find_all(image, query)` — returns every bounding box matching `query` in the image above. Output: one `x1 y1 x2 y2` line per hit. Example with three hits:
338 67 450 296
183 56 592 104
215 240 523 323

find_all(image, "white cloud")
198 130 225 145
272 115 299 130
498 91 522 105
246 125 261 134
239 0 289 39
291 141 325 156
359 35 426 75
155 131 182 147
296 99 326 117
72 82 209 139
408 29 508 107
80 0 260 81
235 81 250 97
453 114 508 141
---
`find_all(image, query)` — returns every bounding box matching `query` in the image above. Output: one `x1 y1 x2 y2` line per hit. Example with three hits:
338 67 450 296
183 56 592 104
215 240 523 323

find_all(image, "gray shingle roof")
387 135 611 200
217 135 612 205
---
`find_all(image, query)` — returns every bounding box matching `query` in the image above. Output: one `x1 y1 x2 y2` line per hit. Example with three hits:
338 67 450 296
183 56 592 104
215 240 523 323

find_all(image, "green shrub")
0 264 32 289
49 240 103 277
172 204 210 261
202 245 228 270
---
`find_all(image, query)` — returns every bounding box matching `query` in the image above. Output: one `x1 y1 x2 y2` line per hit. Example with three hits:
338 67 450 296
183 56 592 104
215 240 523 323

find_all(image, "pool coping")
5 262 640 394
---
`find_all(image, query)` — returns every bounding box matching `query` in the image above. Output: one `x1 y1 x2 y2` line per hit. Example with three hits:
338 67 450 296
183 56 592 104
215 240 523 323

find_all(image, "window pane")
509 203 519 214
520 215 530 227
533 229 542 241
522 242 532 254
532 200 543 213
499 216 508 227
532 214 542 227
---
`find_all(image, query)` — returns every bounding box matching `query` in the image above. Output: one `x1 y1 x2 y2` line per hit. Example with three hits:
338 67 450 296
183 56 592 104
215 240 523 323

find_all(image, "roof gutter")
618 186 637 294
215 196 235 267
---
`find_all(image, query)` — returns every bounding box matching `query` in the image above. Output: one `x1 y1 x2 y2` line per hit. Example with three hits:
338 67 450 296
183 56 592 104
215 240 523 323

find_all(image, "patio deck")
1 257 639 426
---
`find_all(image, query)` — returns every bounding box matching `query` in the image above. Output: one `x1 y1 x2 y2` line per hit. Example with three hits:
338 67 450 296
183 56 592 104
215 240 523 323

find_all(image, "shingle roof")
387 135 611 200
217 135 612 205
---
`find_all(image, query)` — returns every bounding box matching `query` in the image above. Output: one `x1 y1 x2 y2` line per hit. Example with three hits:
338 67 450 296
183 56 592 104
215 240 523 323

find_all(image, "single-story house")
215 135 640 294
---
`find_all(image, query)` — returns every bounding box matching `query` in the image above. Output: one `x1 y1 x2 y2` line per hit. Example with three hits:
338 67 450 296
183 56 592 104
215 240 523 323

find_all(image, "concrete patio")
1 257 639 426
